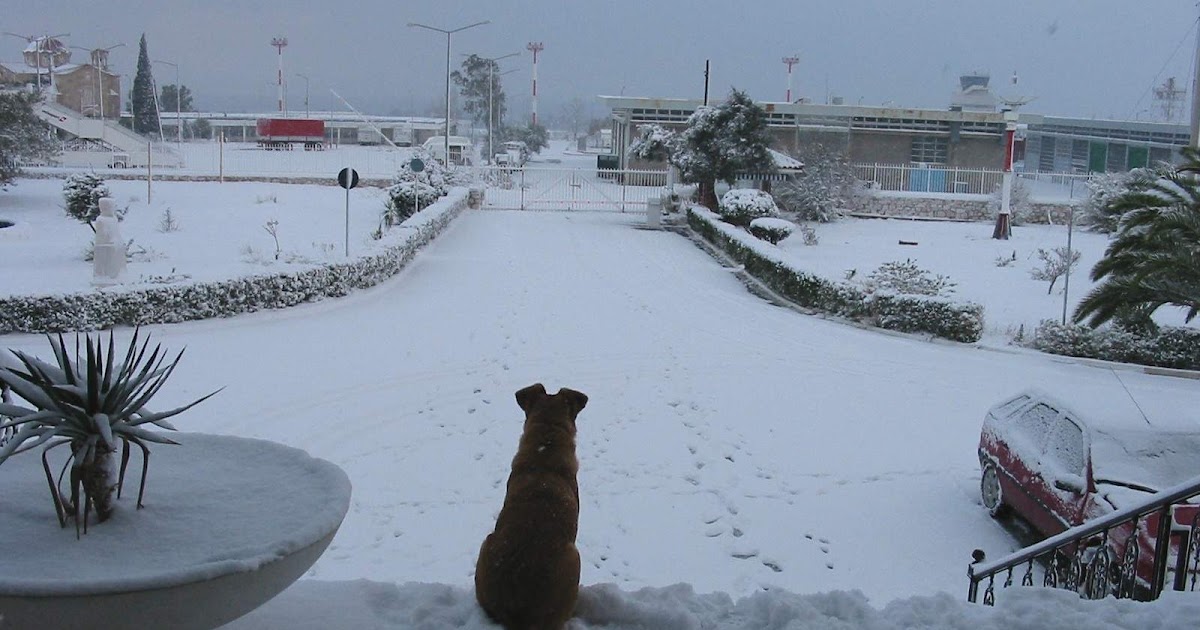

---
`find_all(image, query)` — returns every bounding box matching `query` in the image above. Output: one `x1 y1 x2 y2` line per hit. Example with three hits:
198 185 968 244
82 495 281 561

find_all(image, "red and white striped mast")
271 36 288 114
526 41 543 126
782 55 799 103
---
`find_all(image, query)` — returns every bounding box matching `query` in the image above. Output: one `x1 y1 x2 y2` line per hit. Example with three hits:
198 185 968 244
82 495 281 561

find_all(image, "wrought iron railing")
968 474 1200 604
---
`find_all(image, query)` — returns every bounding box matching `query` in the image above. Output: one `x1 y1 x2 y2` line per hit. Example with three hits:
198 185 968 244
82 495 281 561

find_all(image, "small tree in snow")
676 89 775 210
1030 247 1081 294
62 173 114 229
773 143 857 222
718 188 779 226
1031 247 1082 295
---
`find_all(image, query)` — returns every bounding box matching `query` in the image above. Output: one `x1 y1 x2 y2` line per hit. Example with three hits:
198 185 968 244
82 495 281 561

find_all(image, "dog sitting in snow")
475 383 588 630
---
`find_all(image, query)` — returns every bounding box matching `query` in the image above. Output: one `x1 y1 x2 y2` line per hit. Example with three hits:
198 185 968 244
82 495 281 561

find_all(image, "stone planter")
0 433 352 630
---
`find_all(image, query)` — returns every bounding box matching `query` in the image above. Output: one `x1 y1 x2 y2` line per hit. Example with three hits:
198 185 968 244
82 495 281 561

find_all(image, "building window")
910 136 948 165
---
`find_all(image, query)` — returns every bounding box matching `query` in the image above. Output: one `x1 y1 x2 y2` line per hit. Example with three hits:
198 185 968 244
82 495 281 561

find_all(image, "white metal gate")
475 166 669 211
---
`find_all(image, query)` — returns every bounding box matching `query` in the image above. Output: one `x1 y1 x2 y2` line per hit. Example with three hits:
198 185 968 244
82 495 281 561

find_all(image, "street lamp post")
6 32 69 91
154 59 181 150
467 52 519 164
408 20 489 166
296 73 310 118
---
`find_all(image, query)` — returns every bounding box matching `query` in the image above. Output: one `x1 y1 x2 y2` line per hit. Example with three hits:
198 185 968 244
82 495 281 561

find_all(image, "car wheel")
981 463 1007 518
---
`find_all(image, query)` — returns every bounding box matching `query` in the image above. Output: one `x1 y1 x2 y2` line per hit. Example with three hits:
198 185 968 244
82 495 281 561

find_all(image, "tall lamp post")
154 59 181 150
408 20 489 165
468 52 519 164
6 32 69 91
296 73 310 118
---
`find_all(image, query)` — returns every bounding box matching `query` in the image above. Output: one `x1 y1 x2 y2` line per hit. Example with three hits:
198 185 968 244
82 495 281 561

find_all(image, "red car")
979 388 1200 593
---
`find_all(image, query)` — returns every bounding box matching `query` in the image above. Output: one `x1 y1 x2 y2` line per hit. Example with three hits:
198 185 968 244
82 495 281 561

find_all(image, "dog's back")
475 384 588 630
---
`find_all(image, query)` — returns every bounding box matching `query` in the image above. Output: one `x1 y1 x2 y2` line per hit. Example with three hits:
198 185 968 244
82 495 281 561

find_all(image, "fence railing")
852 163 1093 201
473 166 670 212
968 474 1200 605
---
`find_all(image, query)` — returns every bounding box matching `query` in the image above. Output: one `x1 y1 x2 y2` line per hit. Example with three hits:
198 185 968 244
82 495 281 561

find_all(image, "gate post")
520 167 526 211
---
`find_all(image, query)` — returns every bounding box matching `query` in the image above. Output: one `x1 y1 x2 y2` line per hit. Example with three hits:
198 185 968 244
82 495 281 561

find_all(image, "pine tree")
131 34 158 135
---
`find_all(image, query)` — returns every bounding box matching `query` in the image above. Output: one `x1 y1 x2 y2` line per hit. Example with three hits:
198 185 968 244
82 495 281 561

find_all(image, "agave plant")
0 328 219 537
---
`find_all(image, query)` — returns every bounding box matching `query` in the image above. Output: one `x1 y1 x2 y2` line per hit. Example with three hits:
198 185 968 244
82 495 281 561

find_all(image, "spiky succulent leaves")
1074 147 1200 327
0 328 220 462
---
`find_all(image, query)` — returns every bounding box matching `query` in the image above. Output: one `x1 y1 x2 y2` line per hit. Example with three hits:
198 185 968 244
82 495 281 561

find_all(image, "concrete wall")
848 192 1076 224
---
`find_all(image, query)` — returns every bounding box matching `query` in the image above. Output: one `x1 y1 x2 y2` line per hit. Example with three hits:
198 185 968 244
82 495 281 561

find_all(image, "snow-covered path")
4 209 1195 608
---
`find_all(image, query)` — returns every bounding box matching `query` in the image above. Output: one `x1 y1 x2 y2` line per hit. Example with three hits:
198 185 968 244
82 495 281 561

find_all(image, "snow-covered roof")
768 148 804 171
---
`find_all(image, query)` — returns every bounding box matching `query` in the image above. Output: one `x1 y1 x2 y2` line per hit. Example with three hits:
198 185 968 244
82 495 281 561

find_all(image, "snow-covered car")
978 388 1200 590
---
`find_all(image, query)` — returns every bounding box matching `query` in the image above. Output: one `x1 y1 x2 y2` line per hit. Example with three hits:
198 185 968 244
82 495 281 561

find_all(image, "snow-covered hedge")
1031 320 1200 370
688 206 984 343
0 189 471 334
748 217 795 244
718 189 779 226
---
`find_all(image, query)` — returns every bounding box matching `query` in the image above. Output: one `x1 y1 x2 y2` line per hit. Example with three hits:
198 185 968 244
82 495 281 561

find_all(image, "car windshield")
1091 428 1200 491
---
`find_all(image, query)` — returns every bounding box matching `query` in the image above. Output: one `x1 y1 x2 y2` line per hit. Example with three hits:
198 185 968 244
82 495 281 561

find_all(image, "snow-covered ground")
3 170 1200 628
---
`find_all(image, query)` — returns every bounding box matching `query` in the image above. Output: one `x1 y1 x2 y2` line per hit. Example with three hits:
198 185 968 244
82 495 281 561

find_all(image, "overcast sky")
6 0 1199 124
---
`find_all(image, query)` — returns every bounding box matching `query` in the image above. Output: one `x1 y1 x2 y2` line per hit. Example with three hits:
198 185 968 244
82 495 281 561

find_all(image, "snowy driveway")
4 209 1194 605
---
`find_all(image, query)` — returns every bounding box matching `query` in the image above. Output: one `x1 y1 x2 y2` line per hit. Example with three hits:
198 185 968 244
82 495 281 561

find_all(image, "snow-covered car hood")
1091 428 1200 501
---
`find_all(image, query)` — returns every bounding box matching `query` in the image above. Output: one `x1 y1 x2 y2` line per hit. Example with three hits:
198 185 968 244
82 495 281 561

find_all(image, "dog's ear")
557 388 588 416
515 383 548 413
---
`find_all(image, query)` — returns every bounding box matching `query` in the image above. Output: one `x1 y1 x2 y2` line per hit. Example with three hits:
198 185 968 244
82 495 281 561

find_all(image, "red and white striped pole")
782 55 799 103
527 41 543 127
271 36 288 114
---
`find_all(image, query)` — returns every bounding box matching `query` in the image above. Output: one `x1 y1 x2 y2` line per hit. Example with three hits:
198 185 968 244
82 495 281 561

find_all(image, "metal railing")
968 474 1200 605
852 162 1093 201
473 166 670 212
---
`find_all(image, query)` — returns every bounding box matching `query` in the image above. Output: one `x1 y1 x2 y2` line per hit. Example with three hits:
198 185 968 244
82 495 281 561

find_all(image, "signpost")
409 158 425 213
337 167 359 256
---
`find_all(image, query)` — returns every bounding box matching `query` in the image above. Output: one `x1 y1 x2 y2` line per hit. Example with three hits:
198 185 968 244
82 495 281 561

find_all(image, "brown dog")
475 383 588 630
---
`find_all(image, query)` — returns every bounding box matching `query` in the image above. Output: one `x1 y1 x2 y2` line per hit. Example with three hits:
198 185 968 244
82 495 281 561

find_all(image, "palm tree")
1073 147 1200 328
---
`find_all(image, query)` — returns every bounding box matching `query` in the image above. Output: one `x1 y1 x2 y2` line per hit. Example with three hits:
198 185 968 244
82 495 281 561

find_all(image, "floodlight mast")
408 20 490 166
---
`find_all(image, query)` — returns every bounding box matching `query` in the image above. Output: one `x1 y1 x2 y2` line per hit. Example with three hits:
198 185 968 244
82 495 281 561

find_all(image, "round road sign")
337 167 359 190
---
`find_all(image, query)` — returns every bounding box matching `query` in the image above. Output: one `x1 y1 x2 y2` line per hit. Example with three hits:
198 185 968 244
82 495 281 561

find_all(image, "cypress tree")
131 34 158 135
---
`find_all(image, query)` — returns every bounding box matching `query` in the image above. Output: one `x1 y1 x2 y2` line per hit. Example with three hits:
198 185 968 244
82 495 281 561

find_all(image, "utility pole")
1191 5 1200 147
782 55 799 103
526 42 543 127
703 59 710 106
271 37 288 114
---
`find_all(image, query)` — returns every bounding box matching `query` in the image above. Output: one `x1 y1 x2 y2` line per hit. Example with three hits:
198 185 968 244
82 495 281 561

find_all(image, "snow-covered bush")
386 150 455 224
0 190 471 334
1079 167 1168 233
799 224 818 246
988 178 1034 224
62 173 113 226
1031 320 1200 370
748 217 795 244
772 144 856 222
861 259 956 297
628 124 680 164
687 206 983 342
395 149 451 196
718 189 779 226
385 181 441 224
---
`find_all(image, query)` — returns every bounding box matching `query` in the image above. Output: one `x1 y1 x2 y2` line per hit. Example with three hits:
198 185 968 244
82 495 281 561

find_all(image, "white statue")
92 197 126 285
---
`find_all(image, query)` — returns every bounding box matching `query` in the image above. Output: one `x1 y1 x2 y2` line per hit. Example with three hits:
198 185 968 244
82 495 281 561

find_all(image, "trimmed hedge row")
0 189 470 334
1031 320 1200 371
687 206 984 343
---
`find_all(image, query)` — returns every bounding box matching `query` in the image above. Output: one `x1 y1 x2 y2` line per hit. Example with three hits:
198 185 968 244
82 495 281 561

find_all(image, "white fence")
852 162 1093 201
475 166 670 211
